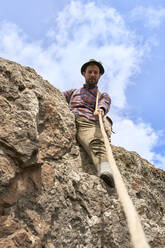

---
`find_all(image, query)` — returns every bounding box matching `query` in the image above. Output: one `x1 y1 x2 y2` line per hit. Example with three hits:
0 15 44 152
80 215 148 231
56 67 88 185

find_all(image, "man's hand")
93 109 104 119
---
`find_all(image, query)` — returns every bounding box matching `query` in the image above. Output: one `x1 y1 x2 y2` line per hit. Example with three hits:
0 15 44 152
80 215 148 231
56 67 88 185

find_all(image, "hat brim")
81 61 104 75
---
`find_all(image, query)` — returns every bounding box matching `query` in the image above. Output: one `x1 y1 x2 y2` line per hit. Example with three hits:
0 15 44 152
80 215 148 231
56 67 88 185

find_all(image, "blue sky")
0 0 165 170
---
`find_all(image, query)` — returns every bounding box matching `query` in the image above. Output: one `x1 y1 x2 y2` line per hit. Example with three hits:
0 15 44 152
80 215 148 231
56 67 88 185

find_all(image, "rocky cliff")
0 57 164 248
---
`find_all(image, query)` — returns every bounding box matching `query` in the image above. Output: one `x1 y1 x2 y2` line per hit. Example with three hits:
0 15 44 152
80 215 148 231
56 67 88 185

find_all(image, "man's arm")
97 93 111 115
63 89 76 104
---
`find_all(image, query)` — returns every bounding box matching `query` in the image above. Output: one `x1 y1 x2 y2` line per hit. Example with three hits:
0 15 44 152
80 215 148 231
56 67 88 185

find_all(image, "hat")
81 59 105 75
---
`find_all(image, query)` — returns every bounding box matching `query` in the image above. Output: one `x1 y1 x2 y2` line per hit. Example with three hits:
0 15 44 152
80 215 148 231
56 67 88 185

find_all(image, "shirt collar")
83 84 98 90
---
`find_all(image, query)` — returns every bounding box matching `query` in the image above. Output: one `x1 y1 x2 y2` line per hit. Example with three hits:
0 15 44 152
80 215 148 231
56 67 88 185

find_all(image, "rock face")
0 57 164 248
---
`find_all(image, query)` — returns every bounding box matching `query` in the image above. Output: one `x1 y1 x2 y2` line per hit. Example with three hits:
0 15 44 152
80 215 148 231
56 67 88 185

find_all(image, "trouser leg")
76 116 114 187
76 116 107 167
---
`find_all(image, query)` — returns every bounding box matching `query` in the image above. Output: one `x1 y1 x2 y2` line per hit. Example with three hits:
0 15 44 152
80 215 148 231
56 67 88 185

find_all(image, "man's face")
83 64 101 86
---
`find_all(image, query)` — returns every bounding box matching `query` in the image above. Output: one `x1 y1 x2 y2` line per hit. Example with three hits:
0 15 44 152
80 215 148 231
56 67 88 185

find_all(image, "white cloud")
153 154 165 170
111 115 159 161
131 6 165 28
0 1 164 169
47 1 144 108
0 21 65 87
110 112 165 170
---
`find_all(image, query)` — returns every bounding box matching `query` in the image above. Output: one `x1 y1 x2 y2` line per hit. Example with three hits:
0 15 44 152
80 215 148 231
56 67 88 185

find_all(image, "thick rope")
96 92 150 248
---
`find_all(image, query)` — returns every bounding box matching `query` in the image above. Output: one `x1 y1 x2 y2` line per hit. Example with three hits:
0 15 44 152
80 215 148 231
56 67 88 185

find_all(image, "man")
63 59 114 187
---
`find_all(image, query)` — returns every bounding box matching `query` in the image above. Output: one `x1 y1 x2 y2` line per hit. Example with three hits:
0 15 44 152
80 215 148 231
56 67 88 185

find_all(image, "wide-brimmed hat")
81 59 105 75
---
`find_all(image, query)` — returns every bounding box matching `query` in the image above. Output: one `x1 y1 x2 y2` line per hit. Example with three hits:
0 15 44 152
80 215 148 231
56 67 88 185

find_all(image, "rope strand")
96 92 150 248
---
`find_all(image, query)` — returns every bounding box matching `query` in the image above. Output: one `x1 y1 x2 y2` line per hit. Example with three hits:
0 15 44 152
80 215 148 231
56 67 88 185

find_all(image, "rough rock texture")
0 57 164 248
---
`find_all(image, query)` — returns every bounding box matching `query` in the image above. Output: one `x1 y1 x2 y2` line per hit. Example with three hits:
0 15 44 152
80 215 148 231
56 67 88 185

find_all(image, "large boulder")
0 57 164 248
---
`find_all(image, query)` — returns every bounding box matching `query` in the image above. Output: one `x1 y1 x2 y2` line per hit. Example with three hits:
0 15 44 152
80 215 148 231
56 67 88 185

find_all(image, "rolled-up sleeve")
98 93 111 115
63 89 76 104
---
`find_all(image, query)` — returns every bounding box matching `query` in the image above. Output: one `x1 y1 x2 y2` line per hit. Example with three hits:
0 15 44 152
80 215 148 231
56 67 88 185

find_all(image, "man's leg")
76 116 114 187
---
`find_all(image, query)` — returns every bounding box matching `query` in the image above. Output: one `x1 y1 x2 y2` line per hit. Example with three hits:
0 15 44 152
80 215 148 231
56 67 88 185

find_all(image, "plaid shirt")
63 85 111 121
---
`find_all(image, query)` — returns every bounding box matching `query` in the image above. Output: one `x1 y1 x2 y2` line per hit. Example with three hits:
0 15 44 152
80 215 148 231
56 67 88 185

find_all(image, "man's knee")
89 138 105 156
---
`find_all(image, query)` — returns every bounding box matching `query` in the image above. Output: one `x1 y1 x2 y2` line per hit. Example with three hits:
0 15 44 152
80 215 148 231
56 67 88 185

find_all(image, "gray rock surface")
0 57 164 248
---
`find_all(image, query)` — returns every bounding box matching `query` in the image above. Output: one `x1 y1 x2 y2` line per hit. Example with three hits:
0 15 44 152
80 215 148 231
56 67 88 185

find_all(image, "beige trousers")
75 116 108 168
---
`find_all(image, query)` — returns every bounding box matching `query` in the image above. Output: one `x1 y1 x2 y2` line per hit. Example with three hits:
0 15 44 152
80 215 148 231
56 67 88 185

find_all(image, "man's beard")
85 79 98 89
